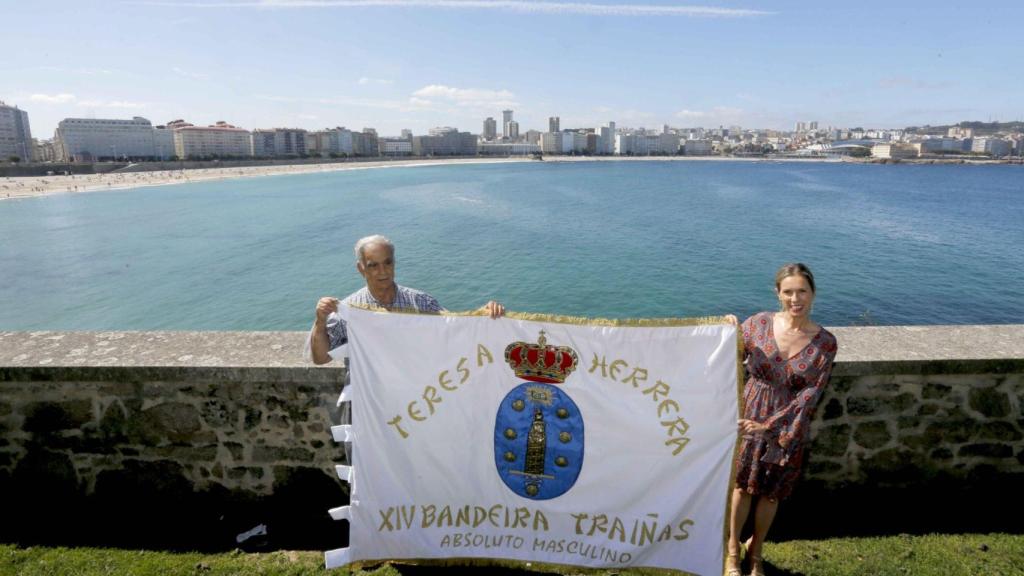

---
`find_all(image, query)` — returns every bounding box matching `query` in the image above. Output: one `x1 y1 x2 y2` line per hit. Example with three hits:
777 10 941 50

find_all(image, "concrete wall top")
1 324 1022 376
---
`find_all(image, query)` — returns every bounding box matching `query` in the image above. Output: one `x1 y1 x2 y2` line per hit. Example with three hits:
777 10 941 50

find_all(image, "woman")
725 263 838 576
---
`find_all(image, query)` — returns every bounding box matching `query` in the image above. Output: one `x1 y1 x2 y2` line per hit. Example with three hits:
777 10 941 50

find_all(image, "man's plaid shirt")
325 284 444 350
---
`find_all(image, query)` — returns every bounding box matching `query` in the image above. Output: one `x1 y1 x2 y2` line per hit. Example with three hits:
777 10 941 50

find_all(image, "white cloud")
297 113 318 119
146 1 772 18
76 68 116 76
675 106 743 122
172 67 209 80
412 84 517 108
30 93 76 104
676 109 706 119
358 77 393 85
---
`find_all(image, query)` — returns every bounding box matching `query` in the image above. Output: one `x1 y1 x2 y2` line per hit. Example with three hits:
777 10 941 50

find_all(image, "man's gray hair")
354 234 395 263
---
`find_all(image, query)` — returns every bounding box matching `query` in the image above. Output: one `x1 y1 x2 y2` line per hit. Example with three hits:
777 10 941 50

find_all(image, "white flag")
330 305 740 576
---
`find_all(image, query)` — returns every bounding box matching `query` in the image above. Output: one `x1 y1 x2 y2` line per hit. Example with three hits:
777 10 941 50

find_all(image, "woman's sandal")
747 554 766 576
724 553 742 576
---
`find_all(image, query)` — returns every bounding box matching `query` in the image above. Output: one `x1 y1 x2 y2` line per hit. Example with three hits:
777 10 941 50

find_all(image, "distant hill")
906 121 1024 136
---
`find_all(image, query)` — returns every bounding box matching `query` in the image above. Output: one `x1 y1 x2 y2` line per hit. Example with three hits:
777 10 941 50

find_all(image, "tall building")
308 127 355 156
251 128 308 157
54 116 158 162
0 101 32 162
507 120 519 141
483 117 497 140
597 122 616 155
412 128 477 156
400 129 413 139
172 120 252 159
549 117 560 133
502 109 514 139
351 128 379 157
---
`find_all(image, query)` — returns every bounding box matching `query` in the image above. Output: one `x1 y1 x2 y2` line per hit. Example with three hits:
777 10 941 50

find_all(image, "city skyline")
4 1 1024 137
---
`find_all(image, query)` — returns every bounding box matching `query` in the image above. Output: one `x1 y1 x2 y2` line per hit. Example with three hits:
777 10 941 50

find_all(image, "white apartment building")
541 132 573 154
918 137 965 154
307 128 355 157
948 126 974 139
0 101 32 161
616 132 680 155
412 130 477 156
971 137 1012 157
379 137 412 156
54 116 158 162
597 122 616 155
172 121 251 159
251 128 307 157
502 110 513 139
153 127 175 160
478 141 540 156
541 131 591 154
871 143 918 159
33 139 57 162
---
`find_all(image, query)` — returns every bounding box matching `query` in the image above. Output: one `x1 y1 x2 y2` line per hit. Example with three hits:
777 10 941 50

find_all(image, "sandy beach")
0 157 539 201
0 154 845 201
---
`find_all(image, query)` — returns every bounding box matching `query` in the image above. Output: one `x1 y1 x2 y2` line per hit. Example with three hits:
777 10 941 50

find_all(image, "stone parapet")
1 326 1022 546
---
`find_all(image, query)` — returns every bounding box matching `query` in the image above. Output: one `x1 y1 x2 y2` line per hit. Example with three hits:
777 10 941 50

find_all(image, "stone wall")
1 326 1022 547
807 362 1023 488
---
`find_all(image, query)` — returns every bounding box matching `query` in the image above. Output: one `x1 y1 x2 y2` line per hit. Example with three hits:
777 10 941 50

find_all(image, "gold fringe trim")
343 555 702 576
722 323 746 573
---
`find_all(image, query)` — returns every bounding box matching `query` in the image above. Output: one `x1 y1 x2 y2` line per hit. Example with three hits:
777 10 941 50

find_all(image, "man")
309 234 504 364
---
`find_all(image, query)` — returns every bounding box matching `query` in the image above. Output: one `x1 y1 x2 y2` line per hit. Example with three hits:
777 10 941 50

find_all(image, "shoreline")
1 154 1016 201
0 157 531 201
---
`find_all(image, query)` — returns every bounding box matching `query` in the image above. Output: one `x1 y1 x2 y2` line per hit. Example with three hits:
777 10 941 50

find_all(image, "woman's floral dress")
735 311 839 500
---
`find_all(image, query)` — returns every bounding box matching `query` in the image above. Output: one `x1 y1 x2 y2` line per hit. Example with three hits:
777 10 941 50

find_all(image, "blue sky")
3 1 1023 137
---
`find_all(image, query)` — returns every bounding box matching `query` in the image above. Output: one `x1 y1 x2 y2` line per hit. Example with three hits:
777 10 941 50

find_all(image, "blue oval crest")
494 382 584 500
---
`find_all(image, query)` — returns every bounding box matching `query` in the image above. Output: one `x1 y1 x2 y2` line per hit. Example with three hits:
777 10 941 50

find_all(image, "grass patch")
2 534 1021 576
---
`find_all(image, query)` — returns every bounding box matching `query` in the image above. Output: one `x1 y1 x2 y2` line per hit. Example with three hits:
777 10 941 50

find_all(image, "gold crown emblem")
504 330 579 384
